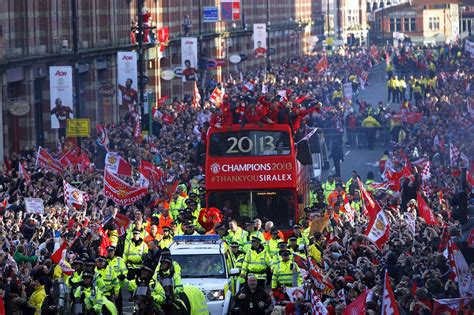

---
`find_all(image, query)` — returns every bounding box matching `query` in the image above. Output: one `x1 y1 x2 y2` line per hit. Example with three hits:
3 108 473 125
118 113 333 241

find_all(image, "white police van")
170 235 240 315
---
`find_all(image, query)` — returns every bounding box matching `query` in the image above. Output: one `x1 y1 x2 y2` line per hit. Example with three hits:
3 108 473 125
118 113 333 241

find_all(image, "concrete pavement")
323 63 390 183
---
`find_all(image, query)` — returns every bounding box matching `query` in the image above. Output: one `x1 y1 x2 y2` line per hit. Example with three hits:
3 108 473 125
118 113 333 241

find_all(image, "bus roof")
207 123 293 134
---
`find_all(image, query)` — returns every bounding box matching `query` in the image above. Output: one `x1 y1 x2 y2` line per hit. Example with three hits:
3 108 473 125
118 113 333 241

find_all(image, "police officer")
266 228 282 260
123 229 149 281
73 272 117 315
68 257 84 300
160 226 174 248
95 255 120 304
128 264 166 313
230 242 245 270
242 221 265 252
322 175 336 200
106 246 127 315
241 237 270 288
154 249 184 297
271 250 302 289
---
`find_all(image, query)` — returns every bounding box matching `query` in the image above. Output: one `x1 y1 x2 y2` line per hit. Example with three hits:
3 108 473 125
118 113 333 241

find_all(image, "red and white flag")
343 196 355 223
35 146 63 174
192 81 201 108
243 81 254 91
50 241 68 264
105 152 132 177
139 160 163 191
63 180 90 208
311 289 329 315
59 147 81 169
342 290 370 315
18 161 31 184
365 209 390 250
133 117 142 144
98 226 112 256
447 240 474 298
113 213 132 236
58 259 74 276
450 143 460 167
382 270 400 315
96 123 109 150
358 178 381 219
209 87 223 107
433 298 472 315
416 193 439 226
103 169 148 206
316 55 328 74
420 160 431 181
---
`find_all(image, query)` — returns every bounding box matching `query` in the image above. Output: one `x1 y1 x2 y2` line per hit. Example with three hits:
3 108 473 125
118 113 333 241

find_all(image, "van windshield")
172 254 227 279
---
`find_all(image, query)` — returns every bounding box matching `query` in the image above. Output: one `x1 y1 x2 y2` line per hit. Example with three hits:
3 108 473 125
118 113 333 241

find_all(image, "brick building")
368 0 461 45
0 0 315 160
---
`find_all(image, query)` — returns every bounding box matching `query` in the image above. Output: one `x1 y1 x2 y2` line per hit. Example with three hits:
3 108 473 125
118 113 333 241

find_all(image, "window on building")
404 17 416 32
396 18 402 31
429 17 440 31
390 18 401 32
411 18 416 31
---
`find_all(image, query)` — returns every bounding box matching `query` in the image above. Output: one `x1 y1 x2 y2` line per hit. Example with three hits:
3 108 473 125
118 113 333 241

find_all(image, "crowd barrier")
322 127 392 149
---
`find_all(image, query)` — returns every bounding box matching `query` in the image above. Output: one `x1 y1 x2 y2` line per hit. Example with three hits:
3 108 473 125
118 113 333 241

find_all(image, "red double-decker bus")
205 123 313 227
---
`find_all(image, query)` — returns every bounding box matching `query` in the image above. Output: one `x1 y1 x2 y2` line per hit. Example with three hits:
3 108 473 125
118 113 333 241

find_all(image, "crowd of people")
0 41 472 315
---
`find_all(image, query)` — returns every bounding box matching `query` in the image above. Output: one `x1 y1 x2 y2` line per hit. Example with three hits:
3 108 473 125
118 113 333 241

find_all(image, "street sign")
229 54 241 63
215 59 225 66
173 67 183 78
203 7 219 23
138 75 150 85
206 59 217 69
160 70 175 80
66 118 90 137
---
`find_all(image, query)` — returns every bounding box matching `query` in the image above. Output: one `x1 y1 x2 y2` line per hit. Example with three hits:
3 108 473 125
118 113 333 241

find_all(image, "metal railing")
322 127 392 148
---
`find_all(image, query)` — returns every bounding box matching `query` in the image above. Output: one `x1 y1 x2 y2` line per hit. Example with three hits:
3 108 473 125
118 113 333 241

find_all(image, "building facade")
368 0 461 45
0 0 315 160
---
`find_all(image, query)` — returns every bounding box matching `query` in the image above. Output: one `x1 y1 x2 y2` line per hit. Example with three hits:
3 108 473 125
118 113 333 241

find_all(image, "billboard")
49 66 74 129
181 37 198 82
253 23 267 59
117 51 138 111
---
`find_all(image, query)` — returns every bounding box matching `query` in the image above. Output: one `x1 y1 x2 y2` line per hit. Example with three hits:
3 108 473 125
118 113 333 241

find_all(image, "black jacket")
235 285 271 315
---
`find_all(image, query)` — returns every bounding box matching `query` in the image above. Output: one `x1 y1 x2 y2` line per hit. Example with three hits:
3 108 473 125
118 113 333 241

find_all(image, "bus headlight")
206 289 225 301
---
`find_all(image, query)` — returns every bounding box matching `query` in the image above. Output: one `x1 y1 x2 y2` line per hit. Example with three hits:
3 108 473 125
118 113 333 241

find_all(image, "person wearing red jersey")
209 107 230 128
244 104 263 125
291 101 321 131
50 98 73 129
118 78 138 112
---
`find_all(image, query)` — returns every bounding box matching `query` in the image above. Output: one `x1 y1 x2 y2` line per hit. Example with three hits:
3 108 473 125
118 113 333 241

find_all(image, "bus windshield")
209 130 291 157
208 189 296 227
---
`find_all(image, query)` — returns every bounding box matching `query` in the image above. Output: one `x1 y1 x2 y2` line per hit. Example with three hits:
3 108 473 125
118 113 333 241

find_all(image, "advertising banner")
181 37 198 82
206 157 296 190
49 66 73 129
253 23 267 59
117 51 138 110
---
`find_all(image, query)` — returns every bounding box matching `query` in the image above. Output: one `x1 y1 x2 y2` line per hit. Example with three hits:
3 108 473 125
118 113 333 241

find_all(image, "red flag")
50 241 68 264
447 240 474 297
192 82 201 108
113 213 132 236
105 152 132 177
316 55 328 74
416 193 439 226
467 170 474 187
382 270 400 315
59 147 80 168
98 226 111 256
438 225 450 252
403 112 423 124
36 146 63 174
103 169 148 206
158 26 169 52
365 209 390 250
18 161 31 184
358 178 381 219
342 290 369 315
77 151 91 173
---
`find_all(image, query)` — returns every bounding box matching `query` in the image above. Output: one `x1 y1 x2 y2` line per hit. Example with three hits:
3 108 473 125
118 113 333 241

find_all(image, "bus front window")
208 190 296 228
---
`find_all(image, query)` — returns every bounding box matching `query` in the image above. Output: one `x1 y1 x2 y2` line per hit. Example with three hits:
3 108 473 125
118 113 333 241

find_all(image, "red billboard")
206 155 297 190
